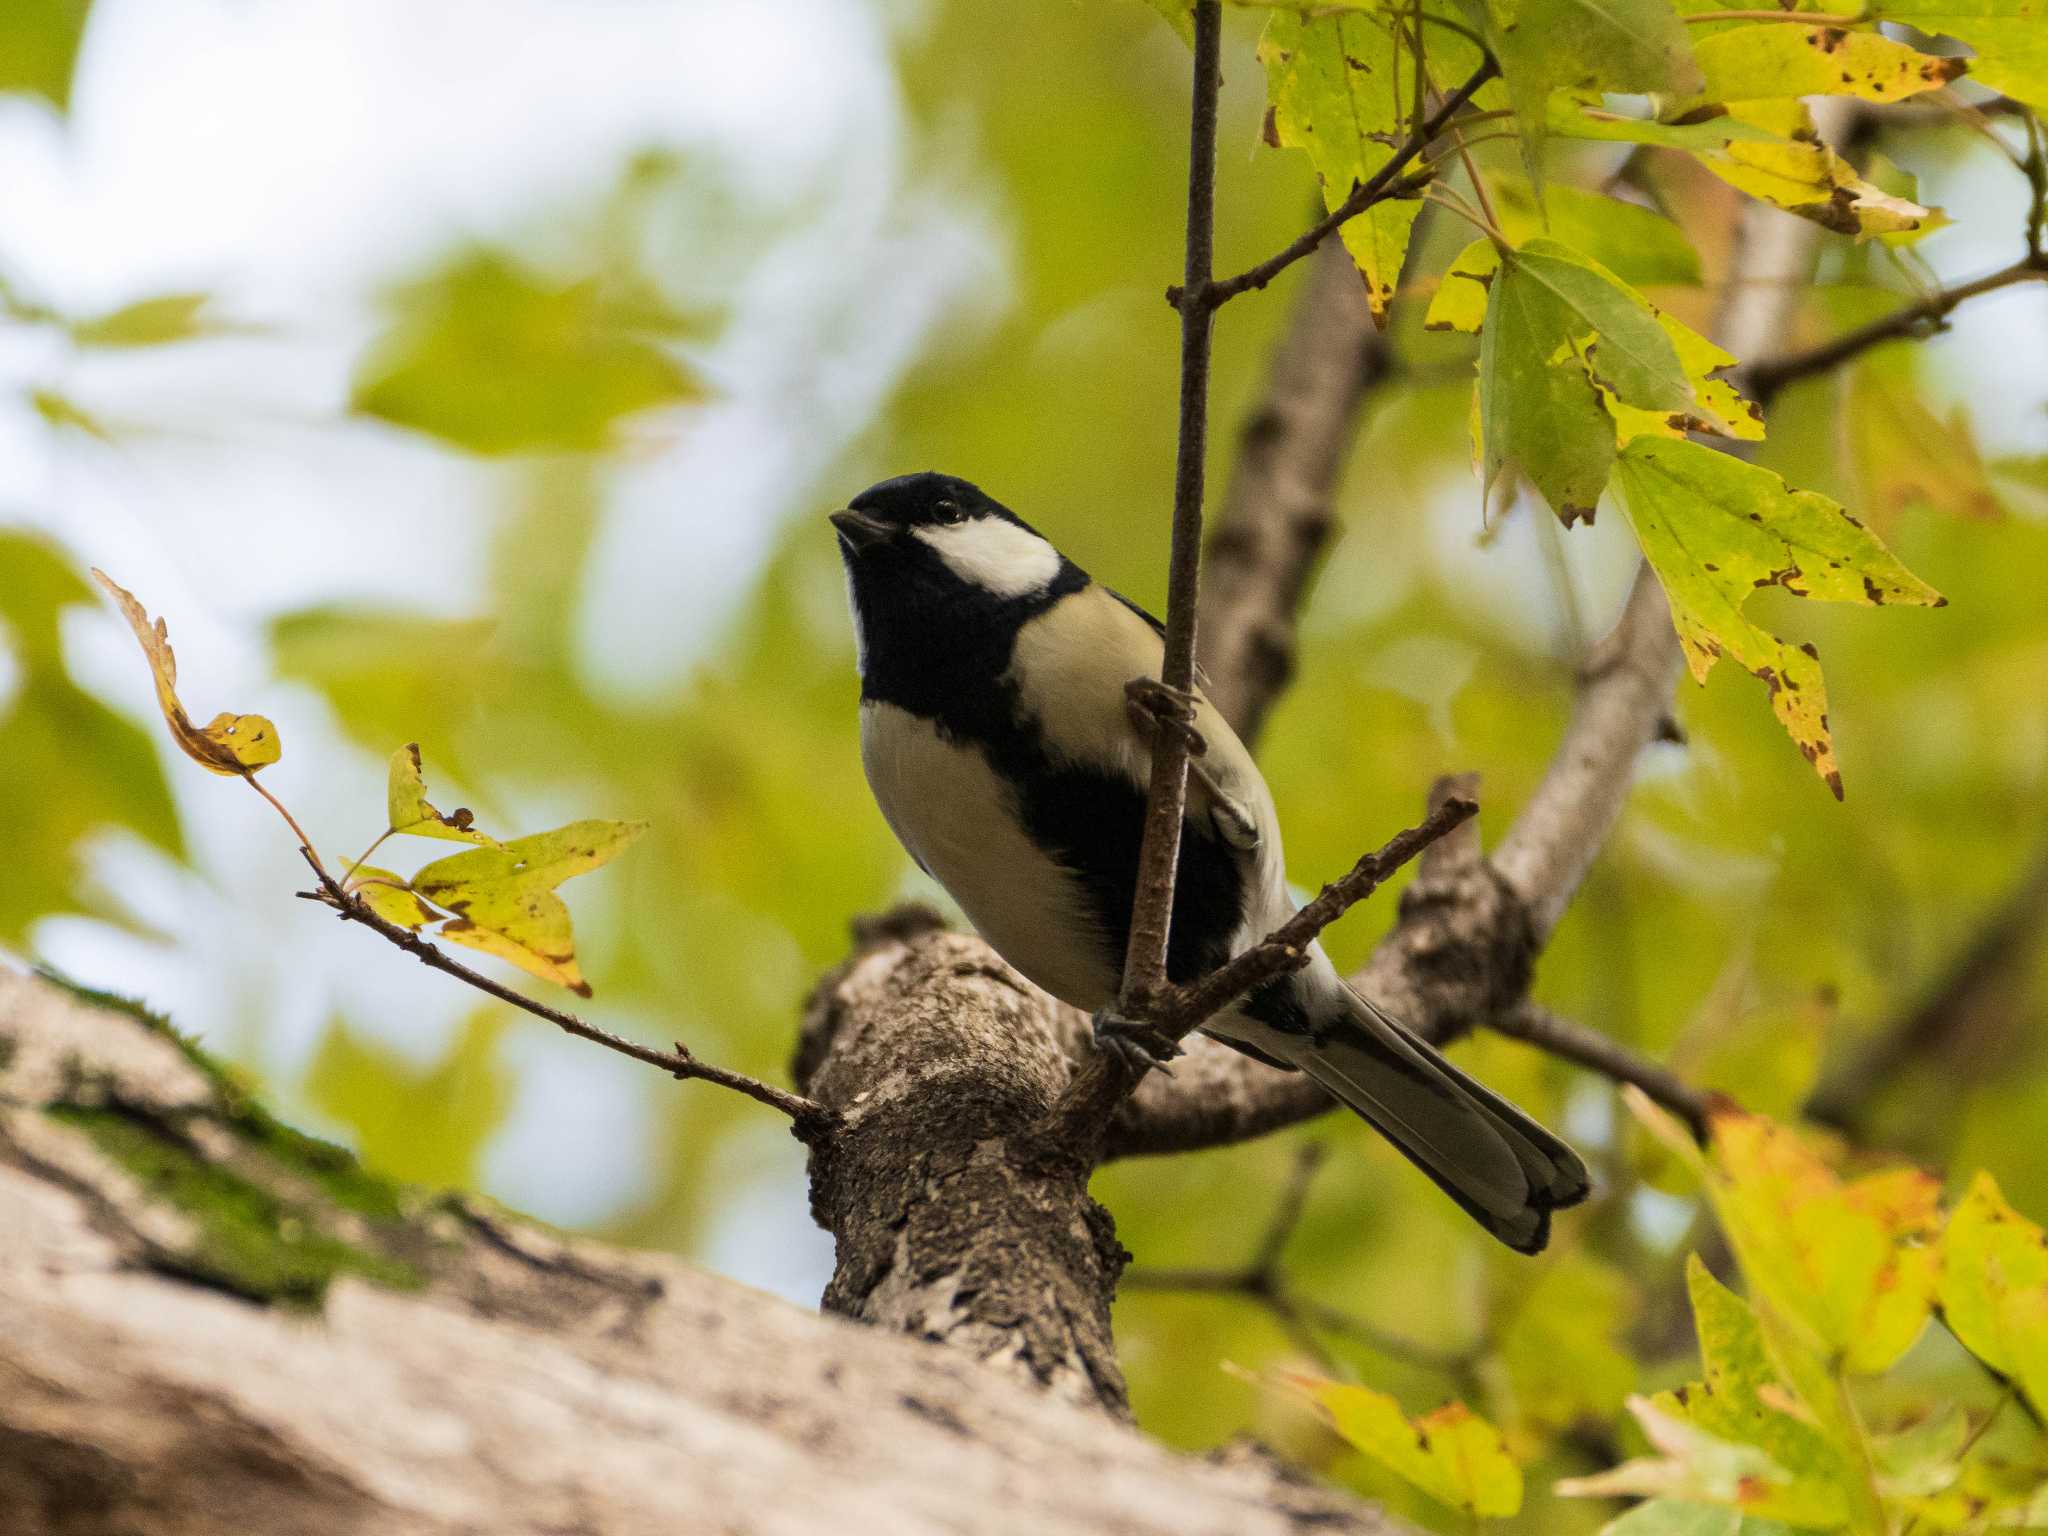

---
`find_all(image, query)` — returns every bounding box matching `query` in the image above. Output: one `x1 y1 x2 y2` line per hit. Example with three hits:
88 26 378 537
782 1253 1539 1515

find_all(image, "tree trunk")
0 967 1405 1536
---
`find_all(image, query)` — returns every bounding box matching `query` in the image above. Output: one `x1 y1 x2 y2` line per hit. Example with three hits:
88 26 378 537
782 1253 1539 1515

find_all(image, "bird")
830 471 1590 1252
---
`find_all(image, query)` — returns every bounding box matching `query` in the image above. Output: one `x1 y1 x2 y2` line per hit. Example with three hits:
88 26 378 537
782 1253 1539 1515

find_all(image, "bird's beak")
829 508 892 552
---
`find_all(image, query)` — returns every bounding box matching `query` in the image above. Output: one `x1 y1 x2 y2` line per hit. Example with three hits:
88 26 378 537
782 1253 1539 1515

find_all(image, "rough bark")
797 912 1129 1413
0 967 1410 1536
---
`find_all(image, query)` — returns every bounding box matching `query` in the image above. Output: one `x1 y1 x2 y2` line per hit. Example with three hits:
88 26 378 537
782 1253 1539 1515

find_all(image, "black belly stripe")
855 565 1252 1000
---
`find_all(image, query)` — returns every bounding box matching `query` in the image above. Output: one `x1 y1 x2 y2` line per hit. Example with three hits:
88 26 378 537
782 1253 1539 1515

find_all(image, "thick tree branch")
1198 238 1396 746
0 970 1416 1536
1201 57 1500 307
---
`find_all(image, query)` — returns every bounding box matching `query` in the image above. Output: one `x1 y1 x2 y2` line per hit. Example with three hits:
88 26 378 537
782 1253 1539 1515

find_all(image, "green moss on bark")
47 1105 423 1305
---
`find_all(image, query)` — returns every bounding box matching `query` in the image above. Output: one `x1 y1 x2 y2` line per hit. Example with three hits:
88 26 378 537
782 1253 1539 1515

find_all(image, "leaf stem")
1201 55 1499 307
343 827 396 884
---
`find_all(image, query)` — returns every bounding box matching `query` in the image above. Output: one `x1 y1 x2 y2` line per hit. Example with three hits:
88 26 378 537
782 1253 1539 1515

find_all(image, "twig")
287 846 828 1128
1117 0 1224 1019
1747 258 2048 403
1491 1003 1716 1139
1166 796 1479 1033
1805 842 2048 1134
1199 56 1499 307
1121 1143 1481 1378
1048 797 1477 1150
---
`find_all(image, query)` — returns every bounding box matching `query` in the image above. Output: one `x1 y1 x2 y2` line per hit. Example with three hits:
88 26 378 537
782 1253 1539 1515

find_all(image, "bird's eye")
933 499 964 525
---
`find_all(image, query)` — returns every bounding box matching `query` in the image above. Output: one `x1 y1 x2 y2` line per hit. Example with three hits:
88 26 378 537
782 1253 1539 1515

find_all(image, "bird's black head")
830 472 1084 695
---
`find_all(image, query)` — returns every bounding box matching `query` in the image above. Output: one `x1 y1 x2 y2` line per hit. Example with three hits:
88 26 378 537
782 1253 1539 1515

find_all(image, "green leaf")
1513 239 1691 410
0 532 180 945
1478 245 1617 521
1490 179 1704 287
1868 0 2048 109
1652 1257 1854 1526
410 819 647 997
1611 437 1944 794
1689 25 1965 107
1278 1375 1523 1516
1604 308 1764 445
1259 12 1425 321
1486 0 1700 179
386 743 499 845
1938 1172 2048 1416
0 0 91 111
1472 237 1695 522
66 292 222 349
352 248 702 455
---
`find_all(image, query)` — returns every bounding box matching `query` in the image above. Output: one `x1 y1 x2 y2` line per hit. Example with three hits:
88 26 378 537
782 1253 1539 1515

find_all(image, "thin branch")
1492 1003 1716 1139
1117 0 1224 1017
289 848 828 1128
1202 56 1500 307
1051 797 1478 1150
1805 842 2048 1134
1747 258 2048 403
1121 1143 1480 1378
1165 796 1479 1033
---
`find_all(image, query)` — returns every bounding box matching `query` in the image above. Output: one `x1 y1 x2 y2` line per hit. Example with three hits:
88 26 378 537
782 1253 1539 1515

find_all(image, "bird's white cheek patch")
914 519 1062 597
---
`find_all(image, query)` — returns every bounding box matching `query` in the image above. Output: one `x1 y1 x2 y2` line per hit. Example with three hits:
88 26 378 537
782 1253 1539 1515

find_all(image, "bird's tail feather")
1285 985 1590 1254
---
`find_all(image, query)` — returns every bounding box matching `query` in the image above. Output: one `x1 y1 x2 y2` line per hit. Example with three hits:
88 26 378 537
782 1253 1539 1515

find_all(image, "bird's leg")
1124 677 1207 757
1091 1005 1185 1075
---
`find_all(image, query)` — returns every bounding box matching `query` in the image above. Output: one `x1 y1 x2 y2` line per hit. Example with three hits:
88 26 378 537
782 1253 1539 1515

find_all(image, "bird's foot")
1091 1006 1184 1076
1124 678 1207 756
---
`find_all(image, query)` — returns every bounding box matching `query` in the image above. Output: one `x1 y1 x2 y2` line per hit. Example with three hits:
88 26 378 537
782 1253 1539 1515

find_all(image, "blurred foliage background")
3 1 2046 1530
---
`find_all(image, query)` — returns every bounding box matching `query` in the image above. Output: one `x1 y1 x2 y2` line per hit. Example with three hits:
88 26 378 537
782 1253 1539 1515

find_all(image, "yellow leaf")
1275 1374 1523 1516
1424 239 1502 335
1707 1111 1941 1372
91 570 282 776
1612 437 1943 795
441 912 589 997
1705 139 1937 239
1605 307 1764 444
1690 25 1965 107
386 743 499 845
410 819 646 998
1939 1171 2048 1416
344 865 442 930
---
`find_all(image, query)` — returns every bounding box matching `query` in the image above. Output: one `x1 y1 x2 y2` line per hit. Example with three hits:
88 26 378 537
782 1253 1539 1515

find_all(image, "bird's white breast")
859 699 1120 1011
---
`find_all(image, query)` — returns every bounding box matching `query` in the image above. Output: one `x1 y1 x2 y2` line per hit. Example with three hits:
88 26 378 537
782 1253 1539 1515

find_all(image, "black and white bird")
831 472 1590 1253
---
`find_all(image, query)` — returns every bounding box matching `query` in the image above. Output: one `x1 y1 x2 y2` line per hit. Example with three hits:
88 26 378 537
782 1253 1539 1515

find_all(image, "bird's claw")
1124 678 1207 756
1091 1006 1184 1076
